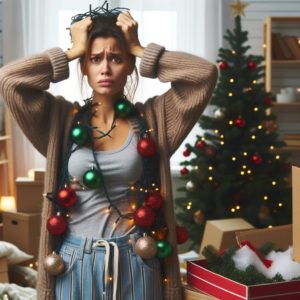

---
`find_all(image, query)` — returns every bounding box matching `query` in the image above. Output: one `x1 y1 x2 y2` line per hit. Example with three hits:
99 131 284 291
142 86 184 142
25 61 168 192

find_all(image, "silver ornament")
214 109 224 119
44 252 65 275
186 181 195 192
135 236 157 259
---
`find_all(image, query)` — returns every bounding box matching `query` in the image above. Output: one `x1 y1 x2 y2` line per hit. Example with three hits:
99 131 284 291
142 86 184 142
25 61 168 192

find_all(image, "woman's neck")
92 94 119 124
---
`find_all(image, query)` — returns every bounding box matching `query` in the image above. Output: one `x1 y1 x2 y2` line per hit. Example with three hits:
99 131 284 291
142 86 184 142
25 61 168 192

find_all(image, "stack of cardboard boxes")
2 170 44 259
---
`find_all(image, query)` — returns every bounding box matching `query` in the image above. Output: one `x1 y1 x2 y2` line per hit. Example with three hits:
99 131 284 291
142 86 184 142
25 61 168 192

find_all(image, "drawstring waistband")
93 240 119 300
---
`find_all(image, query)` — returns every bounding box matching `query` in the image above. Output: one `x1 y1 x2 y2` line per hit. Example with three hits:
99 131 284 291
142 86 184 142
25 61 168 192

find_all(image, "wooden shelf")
272 60 300 65
0 135 10 141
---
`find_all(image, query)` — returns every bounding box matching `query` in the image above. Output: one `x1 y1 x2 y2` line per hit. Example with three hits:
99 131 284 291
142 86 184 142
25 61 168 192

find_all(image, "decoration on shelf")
186 181 195 192
235 117 246 128
180 167 189 176
135 235 157 259
247 60 257 70
251 153 263 165
193 210 204 224
183 148 191 157
176 224 189 244
44 252 65 276
230 0 249 17
219 61 229 70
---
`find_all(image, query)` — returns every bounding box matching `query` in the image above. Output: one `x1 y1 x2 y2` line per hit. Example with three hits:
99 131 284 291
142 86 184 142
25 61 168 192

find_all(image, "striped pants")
55 232 163 300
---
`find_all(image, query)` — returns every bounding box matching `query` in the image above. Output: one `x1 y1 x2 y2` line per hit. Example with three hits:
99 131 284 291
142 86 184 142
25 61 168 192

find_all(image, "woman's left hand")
116 11 144 58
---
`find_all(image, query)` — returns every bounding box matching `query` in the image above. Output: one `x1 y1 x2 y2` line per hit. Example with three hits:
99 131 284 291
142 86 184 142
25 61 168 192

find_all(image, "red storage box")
187 260 300 300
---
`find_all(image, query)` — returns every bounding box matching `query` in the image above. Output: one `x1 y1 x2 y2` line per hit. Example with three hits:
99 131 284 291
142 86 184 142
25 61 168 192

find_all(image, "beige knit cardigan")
0 43 217 299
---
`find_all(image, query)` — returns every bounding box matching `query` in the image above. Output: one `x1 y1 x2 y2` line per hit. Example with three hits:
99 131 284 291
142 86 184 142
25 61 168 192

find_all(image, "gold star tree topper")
230 0 249 17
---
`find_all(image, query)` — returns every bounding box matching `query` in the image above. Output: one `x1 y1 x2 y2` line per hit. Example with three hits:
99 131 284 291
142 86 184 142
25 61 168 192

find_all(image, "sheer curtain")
2 0 223 178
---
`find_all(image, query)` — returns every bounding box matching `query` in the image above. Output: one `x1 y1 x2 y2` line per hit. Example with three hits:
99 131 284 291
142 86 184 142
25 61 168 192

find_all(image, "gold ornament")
193 210 204 224
135 235 157 259
230 0 249 17
44 252 65 275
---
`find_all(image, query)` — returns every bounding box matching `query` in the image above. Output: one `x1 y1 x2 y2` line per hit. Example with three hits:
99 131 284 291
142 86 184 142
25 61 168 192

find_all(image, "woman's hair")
78 14 139 101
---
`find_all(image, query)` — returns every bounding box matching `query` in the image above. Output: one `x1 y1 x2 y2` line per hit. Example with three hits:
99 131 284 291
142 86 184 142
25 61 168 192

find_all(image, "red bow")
240 240 273 268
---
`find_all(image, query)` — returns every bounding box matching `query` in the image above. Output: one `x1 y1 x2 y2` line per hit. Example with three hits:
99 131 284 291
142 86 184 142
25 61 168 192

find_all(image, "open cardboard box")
187 166 300 300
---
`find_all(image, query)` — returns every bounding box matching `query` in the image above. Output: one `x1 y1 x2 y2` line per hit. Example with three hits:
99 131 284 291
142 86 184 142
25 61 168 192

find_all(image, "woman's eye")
111 55 122 64
90 56 101 64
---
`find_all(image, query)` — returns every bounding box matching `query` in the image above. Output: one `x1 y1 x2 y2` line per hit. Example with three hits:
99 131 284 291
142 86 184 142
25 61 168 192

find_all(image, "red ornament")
57 187 77 208
219 61 229 70
251 153 262 165
134 206 155 227
145 192 163 210
264 96 273 105
137 137 157 157
180 167 189 176
205 146 216 158
47 215 67 235
247 60 256 70
196 140 206 150
183 148 191 157
176 225 189 244
235 117 246 128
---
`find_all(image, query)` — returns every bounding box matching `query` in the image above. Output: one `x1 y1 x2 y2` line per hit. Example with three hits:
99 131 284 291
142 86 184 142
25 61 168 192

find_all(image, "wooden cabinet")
0 105 15 197
264 16 300 94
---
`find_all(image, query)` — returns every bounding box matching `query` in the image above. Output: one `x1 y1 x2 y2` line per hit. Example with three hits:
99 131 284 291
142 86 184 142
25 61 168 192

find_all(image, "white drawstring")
93 240 119 300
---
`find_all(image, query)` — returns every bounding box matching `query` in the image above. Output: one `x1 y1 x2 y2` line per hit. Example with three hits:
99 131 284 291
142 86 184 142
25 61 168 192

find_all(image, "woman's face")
85 36 134 99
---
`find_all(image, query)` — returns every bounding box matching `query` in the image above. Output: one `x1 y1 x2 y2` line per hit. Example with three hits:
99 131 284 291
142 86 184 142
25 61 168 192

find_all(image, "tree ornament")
135 235 157 259
251 153 263 165
183 148 191 157
180 167 189 176
44 252 65 275
193 210 204 224
258 205 270 220
176 225 189 244
247 60 256 70
114 98 133 118
264 96 273 105
214 109 225 119
205 146 216 158
186 181 195 192
235 117 246 128
145 192 163 209
151 227 168 240
83 169 102 189
219 61 229 70
71 124 89 146
47 214 67 235
134 206 155 227
57 187 77 208
156 240 172 258
196 140 206 150
137 137 157 157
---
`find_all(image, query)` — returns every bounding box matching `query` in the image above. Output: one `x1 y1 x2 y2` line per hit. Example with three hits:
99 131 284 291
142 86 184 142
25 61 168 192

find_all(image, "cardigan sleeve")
0 47 72 156
140 43 218 157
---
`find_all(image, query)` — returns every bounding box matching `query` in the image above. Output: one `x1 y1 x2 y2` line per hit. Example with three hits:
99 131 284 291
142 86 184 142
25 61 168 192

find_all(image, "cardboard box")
187 260 300 300
0 257 9 283
199 218 254 258
236 224 292 250
293 166 300 262
15 177 44 213
2 211 41 258
184 285 217 300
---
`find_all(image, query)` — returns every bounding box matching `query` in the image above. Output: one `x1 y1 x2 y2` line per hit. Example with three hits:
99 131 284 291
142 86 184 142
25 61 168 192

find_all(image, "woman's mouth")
98 80 113 87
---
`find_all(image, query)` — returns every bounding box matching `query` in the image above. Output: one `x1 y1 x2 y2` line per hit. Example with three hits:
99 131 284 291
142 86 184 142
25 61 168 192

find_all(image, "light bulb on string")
278 203 283 207
276 155 280 160
230 78 235 83
254 107 259 112
251 135 256 140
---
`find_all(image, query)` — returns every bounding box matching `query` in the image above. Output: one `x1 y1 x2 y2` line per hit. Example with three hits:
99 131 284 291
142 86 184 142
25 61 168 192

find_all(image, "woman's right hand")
65 17 93 61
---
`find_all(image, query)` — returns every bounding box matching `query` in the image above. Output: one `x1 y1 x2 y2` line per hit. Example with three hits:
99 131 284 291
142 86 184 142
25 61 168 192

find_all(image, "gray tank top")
67 118 143 238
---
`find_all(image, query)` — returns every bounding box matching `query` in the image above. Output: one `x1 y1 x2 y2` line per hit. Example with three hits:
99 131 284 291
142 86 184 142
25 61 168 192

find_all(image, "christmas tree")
175 0 292 249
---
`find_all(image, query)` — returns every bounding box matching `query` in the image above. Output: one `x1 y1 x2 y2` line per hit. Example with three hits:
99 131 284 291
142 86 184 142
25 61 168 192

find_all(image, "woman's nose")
101 59 111 76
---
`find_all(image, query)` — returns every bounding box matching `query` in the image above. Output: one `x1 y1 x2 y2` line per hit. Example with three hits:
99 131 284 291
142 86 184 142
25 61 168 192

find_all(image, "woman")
0 6 217 300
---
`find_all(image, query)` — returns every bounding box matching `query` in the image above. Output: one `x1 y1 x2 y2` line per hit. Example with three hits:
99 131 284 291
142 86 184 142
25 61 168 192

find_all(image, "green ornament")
156 240 172 258
115 99 133 118
83 169 102 189
71 124 89 146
